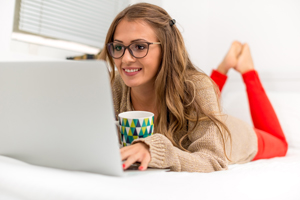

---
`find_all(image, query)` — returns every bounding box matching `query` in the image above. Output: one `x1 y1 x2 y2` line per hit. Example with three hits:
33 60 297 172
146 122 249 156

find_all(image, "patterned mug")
118 111 154 147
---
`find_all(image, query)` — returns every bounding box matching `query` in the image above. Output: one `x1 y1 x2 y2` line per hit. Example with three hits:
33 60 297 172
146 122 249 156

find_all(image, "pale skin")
217 41 255 75
113 19 255 171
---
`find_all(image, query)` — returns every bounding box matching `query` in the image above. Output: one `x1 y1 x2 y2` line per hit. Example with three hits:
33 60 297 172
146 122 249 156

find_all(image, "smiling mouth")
123 68 142 72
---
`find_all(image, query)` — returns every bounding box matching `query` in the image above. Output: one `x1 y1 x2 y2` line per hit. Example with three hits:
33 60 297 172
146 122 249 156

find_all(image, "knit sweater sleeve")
132 75 228 172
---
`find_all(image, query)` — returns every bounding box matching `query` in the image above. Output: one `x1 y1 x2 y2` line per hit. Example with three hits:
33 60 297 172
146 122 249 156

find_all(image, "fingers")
120 143 151 171
138 153 151 171
122 154 138 170
120 145 138 161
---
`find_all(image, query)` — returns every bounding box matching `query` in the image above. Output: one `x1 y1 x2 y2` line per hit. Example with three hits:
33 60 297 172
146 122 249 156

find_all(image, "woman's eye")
134 44 147 50
114 45 123 51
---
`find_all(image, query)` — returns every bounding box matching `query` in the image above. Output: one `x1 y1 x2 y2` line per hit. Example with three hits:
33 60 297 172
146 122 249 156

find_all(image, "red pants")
210 70 288 160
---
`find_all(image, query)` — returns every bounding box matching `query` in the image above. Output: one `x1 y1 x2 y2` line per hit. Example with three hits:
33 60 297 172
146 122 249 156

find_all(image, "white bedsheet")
0 148 300 200
1 70 299 200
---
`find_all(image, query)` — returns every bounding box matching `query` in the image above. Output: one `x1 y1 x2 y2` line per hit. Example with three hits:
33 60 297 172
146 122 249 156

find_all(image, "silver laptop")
0 61 168 176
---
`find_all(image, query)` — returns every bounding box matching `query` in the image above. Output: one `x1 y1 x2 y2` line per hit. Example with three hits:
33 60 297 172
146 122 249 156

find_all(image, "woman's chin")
123 80 142 88
121 73 154 89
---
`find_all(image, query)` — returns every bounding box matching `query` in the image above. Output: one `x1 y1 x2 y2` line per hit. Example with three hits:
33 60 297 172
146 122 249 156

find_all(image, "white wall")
130 0 162 7
0 0 15 53
162 0 300 75
131 0 300 123
2 0 300 71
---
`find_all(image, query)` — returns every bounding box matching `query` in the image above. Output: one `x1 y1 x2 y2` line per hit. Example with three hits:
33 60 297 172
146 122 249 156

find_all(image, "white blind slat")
20 24 104 47
19 13 105 36
19 22 103 43
39 29 103 47
19 6 109 31
52 0 116 14
21 2 105 26
17 0 129 48
19 19 106 43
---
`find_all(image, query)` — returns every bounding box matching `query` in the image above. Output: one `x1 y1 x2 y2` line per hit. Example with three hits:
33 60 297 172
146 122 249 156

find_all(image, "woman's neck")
130 84 157 115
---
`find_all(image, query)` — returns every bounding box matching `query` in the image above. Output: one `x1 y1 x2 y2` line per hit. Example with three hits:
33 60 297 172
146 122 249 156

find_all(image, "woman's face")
113 19 162 89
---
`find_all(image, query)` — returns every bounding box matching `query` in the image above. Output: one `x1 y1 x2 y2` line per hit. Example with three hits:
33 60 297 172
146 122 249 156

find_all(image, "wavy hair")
99 3 232 160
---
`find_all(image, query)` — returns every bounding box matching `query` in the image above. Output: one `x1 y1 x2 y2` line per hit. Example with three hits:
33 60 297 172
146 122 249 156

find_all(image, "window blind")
16 0 130 48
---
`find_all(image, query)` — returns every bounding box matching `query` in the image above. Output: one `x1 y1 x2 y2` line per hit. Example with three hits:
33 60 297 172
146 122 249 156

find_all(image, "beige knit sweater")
112 72 258 172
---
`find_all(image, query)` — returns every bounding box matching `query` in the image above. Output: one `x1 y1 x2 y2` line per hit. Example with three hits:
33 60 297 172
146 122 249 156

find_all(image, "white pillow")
222 92 300 149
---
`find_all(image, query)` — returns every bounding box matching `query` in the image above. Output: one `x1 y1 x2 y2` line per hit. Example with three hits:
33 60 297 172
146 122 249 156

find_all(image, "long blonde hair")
100 3 232 160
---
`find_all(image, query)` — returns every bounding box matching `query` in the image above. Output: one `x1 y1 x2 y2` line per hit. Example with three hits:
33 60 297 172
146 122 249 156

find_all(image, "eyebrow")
113 39 147 43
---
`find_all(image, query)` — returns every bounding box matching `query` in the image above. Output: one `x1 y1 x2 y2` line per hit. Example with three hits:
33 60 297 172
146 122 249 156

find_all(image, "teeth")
125 68 140 72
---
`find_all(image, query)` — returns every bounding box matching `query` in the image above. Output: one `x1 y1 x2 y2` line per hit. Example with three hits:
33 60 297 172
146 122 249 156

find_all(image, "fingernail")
139 166 143 170
122 164 126 169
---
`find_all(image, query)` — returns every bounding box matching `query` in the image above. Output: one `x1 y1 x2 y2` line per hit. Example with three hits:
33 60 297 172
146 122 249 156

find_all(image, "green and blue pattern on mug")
118 111 154 147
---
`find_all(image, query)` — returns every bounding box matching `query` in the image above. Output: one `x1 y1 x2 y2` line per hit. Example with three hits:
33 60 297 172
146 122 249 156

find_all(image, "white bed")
1 70 300 200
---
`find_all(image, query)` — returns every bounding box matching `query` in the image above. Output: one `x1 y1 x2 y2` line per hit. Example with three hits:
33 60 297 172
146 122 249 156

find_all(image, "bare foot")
217 41 242 75
234 43 255 74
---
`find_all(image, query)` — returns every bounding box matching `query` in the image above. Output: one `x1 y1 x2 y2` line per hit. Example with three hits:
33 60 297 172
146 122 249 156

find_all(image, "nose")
121 47 135 64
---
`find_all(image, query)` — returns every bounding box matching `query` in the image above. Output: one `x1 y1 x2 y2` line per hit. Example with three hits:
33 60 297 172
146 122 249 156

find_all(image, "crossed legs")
210 42 288 160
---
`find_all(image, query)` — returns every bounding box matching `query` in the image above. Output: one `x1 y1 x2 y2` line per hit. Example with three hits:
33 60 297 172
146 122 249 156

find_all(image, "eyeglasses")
106 41 161 59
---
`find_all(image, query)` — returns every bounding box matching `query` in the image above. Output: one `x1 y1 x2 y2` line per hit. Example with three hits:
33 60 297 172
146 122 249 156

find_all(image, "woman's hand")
120 142 151 171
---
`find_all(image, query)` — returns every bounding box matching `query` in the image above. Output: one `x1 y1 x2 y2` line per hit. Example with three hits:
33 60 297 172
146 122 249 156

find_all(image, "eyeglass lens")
108 42 149 58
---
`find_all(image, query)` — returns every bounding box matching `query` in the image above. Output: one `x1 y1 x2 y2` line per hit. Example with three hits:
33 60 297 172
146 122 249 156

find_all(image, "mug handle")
115 121 120 127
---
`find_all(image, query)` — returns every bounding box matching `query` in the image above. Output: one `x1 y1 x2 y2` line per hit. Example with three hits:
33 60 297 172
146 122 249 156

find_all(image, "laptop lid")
0 60 124 176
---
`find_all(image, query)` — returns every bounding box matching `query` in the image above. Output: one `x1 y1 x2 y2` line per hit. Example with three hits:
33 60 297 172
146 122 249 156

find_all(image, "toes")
242 43 250 52
230 41 242 56
235 43 255 74
232 41 243 54
232 41 242 46
240 43 252 57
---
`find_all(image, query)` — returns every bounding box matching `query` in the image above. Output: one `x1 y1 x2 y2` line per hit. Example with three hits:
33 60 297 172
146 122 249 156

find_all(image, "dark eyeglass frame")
106 41 161 59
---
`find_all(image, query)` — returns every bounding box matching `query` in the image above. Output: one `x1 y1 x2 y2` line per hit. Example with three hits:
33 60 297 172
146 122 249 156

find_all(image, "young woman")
100 3 288 172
